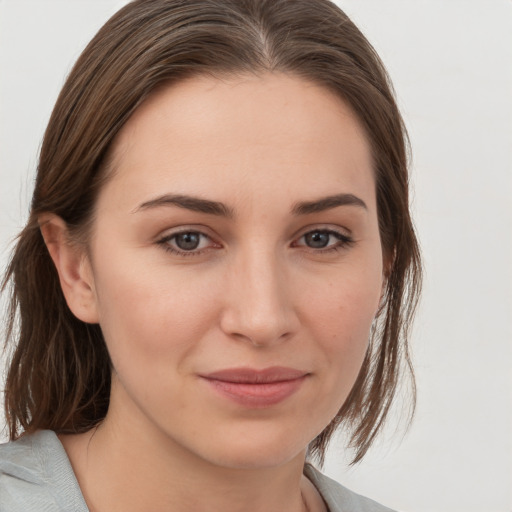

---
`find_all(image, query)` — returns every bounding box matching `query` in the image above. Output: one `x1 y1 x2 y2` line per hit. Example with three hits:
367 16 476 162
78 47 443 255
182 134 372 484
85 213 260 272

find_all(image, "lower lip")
203 376 307 407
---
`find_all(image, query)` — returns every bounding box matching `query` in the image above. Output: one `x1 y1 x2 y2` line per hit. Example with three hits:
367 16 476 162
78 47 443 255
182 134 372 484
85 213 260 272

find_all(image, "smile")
200 367 309 407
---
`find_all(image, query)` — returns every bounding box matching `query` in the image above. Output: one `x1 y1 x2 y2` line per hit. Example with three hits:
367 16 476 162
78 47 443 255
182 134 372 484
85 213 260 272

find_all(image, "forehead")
101 72 375 213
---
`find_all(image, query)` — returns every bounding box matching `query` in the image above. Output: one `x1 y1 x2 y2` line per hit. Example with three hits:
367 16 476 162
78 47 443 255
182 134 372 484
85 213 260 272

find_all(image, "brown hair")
2 0 422 464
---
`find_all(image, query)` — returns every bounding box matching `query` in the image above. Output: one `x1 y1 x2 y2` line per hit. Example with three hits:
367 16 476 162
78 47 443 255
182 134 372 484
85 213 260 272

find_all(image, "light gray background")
1 1 511 511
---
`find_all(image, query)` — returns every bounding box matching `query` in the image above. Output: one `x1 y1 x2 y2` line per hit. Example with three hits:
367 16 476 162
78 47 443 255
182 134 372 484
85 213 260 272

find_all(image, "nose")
219 246 299 347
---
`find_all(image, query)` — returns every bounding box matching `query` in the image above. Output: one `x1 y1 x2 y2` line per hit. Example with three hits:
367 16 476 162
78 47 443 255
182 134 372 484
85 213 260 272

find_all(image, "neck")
61 408 311 512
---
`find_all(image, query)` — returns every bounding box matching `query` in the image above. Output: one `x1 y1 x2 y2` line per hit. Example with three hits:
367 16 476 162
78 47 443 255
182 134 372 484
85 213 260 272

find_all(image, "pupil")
305 231 329 248
176 232 200 250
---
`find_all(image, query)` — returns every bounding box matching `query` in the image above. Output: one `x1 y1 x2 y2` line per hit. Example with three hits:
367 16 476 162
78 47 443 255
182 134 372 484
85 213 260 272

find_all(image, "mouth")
199 366 309 407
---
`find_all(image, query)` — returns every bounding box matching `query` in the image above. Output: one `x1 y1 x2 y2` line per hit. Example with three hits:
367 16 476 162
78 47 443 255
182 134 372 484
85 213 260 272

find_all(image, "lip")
200 366 309 407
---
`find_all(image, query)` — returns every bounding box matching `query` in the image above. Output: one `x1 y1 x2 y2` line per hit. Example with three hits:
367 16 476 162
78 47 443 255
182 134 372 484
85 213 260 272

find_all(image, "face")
83 73 383 469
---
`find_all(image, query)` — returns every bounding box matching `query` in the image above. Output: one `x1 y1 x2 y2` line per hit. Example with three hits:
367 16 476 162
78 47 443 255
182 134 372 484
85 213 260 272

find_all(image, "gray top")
0 430 396 511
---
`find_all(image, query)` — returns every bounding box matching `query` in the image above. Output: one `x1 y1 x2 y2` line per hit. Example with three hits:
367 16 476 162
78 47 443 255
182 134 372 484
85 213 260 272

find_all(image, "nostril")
220 309 296 347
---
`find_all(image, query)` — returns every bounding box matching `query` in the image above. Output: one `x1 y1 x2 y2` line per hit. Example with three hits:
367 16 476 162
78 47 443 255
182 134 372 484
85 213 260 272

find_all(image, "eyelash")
157 230 216 257
293 229 354 253
156 228 354 257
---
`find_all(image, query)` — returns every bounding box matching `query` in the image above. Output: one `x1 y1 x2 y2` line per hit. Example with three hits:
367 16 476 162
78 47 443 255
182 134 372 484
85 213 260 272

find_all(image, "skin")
42 73 384 512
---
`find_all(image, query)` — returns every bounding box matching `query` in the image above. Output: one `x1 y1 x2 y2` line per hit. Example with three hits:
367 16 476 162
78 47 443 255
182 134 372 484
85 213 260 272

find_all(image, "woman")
0 0 422 511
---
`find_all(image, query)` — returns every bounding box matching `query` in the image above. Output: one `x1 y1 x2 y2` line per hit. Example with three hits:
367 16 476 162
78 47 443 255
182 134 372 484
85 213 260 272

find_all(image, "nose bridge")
220 241 297 345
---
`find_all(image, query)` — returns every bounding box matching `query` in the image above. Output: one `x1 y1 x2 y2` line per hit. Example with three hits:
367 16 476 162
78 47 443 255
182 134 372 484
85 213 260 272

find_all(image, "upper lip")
201 366 308 384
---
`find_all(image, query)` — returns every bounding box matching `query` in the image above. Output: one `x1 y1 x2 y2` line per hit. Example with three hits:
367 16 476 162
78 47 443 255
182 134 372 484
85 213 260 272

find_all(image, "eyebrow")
134 194 235 217
291 193 367 215
133 192 367 217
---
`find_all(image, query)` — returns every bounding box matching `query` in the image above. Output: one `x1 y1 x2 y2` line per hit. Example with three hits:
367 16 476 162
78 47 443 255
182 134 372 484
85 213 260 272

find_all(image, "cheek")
92 254 221 372
301 263 382 381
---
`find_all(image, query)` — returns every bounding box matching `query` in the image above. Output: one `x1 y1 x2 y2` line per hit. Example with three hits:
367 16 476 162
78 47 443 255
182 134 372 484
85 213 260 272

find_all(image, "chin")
191 425 312 470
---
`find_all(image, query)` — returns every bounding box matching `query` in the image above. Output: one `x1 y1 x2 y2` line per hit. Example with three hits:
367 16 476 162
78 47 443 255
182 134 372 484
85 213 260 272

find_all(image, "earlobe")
39 214 99 324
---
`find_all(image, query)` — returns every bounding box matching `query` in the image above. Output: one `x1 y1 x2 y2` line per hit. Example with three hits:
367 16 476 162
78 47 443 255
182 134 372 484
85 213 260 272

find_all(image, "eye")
173 232 203 251
157 230 217 256
294 229 353 252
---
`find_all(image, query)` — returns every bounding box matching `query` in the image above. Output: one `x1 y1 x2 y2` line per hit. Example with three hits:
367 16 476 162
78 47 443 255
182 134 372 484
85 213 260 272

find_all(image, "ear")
375 279 387 319
376 252 393 319
39 213 99 324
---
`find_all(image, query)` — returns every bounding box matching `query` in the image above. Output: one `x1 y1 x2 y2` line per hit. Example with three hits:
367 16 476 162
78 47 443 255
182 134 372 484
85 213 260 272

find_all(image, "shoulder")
0 430 88 512
304 463 397 512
